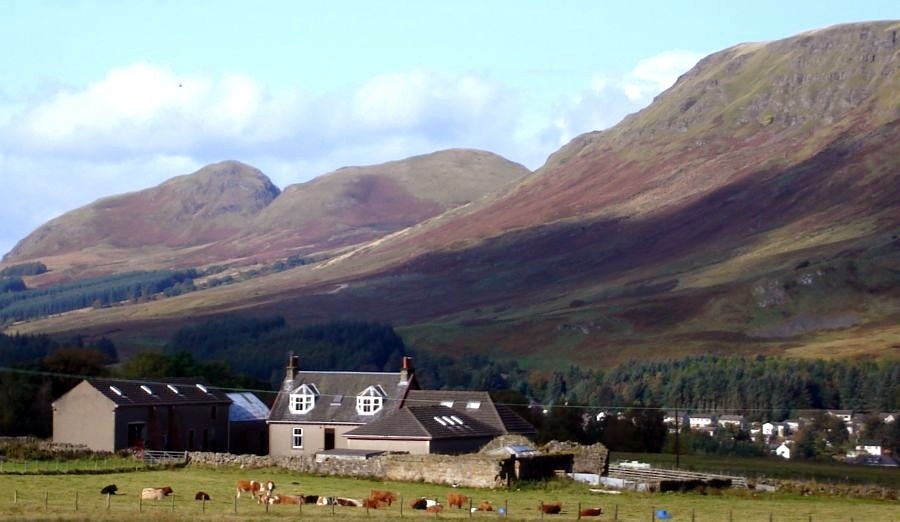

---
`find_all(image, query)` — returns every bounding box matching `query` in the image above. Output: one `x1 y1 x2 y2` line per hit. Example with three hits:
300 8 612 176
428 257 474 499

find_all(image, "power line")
0 365 889 416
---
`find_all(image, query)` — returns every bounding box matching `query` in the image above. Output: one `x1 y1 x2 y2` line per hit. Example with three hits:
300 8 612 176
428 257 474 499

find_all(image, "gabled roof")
403 389 536 436
83 378 231 406
268 370 415 425
226 392 269 422
345 405 501 440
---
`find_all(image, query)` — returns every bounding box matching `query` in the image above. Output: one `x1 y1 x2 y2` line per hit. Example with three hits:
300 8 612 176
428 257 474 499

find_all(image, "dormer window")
289 384 318 414
356 385 385 415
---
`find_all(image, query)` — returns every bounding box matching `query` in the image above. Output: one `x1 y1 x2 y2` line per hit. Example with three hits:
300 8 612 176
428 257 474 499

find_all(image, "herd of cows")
97 480 605 516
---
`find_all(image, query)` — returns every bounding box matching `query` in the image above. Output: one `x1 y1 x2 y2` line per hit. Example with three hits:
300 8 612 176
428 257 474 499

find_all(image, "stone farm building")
53 378 232 452
267 355 536 456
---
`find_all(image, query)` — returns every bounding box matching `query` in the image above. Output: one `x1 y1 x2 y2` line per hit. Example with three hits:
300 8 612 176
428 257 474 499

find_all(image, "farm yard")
0 466 896 521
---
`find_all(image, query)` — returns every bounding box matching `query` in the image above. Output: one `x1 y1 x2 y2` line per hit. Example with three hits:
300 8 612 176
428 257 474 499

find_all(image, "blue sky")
0 0 896 257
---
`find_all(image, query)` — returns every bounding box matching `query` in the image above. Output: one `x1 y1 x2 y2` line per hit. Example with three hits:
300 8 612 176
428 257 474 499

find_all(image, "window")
292 427 303 449
356 385 385 415
289 384 318 414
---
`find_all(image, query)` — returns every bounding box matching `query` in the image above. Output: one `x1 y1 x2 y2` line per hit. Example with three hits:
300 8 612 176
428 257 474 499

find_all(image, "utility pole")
674 405 680 469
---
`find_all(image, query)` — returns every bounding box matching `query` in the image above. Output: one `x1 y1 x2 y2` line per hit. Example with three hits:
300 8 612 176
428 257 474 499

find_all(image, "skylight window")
440 401 454 407
450 415 463 424
167 384 179 394
330 394 343 405
434 416 447 426
466 401 481 409
140 385 153 395
196 383 209 393
109 386 124 397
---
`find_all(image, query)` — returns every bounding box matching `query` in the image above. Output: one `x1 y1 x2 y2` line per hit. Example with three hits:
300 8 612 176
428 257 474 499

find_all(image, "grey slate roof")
268 370 415 425
403 390 536 436
344 405 501 440
85 378 231 406
226 392 270 422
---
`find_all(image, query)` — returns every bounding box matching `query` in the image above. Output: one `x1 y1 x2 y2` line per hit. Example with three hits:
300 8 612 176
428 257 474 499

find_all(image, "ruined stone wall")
187 451 506 488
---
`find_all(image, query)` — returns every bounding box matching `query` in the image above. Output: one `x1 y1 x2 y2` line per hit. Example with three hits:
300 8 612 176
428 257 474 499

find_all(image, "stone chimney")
399 356 413 385
283 352 299 390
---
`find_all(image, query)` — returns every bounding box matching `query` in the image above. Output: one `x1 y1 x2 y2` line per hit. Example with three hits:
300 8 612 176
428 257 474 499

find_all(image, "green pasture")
0 456 144 474
0 465 896 521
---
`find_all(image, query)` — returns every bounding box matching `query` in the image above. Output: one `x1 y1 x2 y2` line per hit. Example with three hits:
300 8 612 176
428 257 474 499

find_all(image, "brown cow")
539 502 562 514
141 487 173 500
236 480 274 499
426 502 444 513
369 490 397 506
579 507 604 517
362 498 383 509
195 491 211 501
448 492 468 509
335 497 363 507
475 500 493 511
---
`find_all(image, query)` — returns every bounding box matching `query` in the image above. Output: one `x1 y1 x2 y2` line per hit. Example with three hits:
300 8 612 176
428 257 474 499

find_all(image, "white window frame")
289 384 318 414
356 385 385 415
291 427 303 449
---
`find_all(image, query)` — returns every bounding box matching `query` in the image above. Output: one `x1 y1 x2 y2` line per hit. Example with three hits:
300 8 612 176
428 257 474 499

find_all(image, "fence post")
171 493 175 511
691 508 695 522
139 496 143 513
540 500 544 520
614 504 618 521
651 507 656 521
469 497 473 519
44 491 48 512
399 496 402 518
202 497 206 513
75 490 79 511
504 499 508 518
107 492 111 510
233 495 237 514
577 502 581 520
13 489 17 504
332 497 336 516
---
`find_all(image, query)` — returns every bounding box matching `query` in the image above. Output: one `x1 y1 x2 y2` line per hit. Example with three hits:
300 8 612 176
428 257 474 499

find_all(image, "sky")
0 1 896 257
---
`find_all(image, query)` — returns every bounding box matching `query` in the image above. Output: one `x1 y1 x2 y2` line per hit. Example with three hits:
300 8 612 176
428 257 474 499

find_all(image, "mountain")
5 21 900 366
3 150 530 278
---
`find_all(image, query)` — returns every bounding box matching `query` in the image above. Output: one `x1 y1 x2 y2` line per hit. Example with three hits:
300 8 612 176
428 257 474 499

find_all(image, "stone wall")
187 439 608 489
187 451 505 488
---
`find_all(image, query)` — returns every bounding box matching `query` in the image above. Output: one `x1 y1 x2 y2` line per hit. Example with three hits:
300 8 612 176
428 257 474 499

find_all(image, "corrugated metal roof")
226 392 269 422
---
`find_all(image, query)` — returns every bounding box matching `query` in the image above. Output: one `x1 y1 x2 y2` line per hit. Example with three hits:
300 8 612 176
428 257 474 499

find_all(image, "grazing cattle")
335 497 363 507
538 502 562 514
426 502 444 513
236 480 275 498
448 492 468 509
410 497 428 510
100 484 117 495
141 487 174 501
369 490 397 506
579 507 604 517
265 494 303 505
316 496 335 506
195 491 211 501
475 500 493 511
362 498 383 509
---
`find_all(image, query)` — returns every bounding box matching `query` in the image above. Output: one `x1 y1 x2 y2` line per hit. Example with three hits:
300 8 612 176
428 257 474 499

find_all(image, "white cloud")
544 49 702 148
0 51 703 255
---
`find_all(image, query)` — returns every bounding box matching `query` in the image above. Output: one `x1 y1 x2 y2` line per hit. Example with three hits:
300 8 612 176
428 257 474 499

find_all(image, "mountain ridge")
3 21 899 367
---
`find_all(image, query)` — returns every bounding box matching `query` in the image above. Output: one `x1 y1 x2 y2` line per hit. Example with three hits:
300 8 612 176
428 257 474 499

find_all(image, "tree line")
0 269 197 323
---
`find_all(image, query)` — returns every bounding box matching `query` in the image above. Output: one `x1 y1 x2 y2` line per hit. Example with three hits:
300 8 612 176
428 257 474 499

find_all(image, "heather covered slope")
2 150 529 280
6 22 900 366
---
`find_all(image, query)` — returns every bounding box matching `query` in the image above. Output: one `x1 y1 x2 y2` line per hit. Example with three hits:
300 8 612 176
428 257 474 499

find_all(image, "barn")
52 378 231 452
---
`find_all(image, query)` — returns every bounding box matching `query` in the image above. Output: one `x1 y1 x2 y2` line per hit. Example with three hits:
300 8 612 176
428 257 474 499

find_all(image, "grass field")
0 465 896 521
